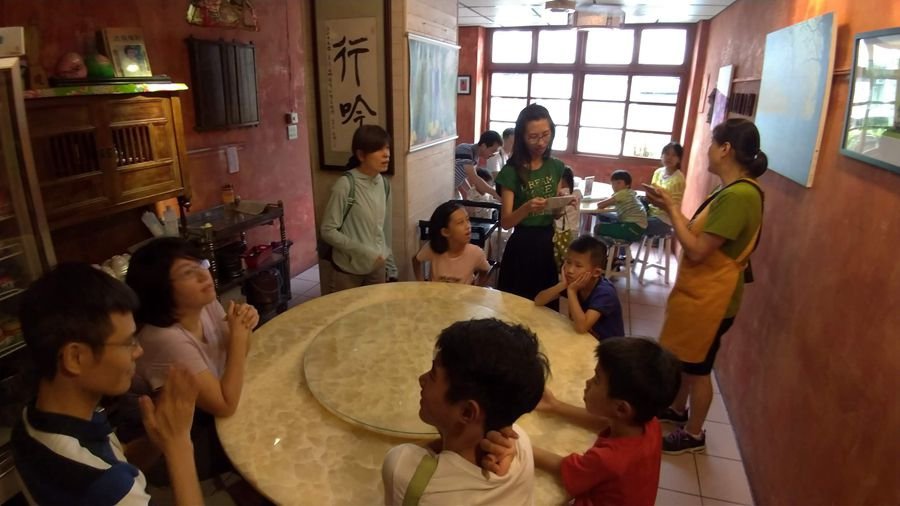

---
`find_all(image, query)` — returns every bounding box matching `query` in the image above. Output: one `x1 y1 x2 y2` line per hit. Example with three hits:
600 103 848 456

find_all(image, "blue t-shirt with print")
580 277 625 341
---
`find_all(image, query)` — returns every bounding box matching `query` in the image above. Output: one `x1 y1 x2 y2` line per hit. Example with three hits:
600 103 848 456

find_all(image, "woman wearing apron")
495 104 567 306
644 119 767 454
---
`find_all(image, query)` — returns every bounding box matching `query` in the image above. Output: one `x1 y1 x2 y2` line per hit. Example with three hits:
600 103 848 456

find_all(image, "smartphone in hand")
641 183 661 196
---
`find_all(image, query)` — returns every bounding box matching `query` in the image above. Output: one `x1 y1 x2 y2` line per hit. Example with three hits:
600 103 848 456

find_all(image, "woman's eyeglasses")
526 132 552 144
171 258 211 281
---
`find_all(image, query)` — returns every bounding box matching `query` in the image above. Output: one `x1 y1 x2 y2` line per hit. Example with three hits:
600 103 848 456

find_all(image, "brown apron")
659 179 762 363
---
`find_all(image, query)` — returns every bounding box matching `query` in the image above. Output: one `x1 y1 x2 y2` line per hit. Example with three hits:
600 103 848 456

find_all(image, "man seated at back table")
11 263 203 505
455 131 503 200
382 318 549 505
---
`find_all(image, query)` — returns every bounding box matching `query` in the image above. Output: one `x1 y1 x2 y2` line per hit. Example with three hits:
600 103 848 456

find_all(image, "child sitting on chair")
594 170 648 243
413 201 490 285
553 166 582 269
381 319 549 506
535 235 624 341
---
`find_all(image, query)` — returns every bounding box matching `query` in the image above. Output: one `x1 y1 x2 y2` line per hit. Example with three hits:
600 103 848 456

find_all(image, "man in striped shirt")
11 263 202 505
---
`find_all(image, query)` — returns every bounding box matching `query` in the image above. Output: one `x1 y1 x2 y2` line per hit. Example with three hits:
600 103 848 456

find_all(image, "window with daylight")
487 26 692 159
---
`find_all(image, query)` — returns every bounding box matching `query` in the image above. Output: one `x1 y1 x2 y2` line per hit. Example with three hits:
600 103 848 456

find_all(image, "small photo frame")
100 28 153 77
457 75 471 95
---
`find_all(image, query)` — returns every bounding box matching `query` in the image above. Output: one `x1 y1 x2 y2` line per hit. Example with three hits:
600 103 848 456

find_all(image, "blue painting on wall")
754 12 836 187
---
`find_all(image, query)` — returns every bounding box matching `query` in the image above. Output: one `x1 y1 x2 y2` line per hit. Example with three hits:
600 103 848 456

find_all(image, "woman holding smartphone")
644 118 767 454
495 104 570 305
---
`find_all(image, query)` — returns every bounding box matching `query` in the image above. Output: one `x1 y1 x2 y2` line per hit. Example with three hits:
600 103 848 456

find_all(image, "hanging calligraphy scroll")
312 0 391 171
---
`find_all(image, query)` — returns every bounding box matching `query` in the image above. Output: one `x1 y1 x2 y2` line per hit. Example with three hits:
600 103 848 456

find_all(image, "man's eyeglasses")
105 335 140 349
526 132 552 144
171 258 211 281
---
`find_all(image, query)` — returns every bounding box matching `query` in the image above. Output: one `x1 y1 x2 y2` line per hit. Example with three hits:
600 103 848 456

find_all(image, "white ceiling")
458 1 738 26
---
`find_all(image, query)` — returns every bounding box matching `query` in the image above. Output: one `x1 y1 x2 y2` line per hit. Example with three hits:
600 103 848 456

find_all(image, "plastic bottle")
221 184 235 205
163 206 180 237
141 211 165 237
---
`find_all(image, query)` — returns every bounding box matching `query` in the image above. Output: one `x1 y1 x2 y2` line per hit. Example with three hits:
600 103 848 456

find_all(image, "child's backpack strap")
402 454 438 506
337 171 356 231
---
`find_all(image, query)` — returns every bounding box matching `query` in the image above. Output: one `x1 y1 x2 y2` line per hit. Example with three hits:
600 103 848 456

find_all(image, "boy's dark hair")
568 235 608 269
436 319 549 432
501 127 515 140
595 337 681 424
20 263 139 380
560 166 575 192
475 168 493 183
347 124 392 169
610 170 632 187
477 130 502 147
126 237 205 328
428 201 464 254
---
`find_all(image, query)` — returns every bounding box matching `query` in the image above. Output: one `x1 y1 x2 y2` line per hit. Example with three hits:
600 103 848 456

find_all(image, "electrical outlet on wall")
287 124 298 140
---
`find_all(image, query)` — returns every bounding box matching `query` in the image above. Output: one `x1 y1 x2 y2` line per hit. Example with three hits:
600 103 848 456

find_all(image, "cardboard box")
0 27 25 57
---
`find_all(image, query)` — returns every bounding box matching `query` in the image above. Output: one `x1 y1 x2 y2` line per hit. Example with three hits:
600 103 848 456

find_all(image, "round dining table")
216 282 601 505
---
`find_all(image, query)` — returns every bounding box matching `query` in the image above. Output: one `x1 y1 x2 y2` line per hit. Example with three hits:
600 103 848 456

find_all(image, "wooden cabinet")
24 92 190 229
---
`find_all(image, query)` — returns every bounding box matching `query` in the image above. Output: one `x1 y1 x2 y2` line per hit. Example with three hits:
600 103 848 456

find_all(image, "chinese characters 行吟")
340 94 377 127
332 36 370 87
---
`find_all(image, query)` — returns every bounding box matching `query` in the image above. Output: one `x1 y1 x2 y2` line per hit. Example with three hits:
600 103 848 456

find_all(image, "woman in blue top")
495 104 567 304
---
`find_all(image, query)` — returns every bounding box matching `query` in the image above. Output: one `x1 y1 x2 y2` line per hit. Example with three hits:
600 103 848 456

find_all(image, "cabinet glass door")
0 58 53 469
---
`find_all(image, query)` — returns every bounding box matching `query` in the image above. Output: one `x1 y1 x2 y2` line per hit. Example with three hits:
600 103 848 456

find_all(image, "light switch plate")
287 124 298 140
226 146 239 173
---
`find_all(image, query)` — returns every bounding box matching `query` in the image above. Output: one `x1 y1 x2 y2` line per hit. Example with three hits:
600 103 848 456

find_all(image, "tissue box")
0 27 25 57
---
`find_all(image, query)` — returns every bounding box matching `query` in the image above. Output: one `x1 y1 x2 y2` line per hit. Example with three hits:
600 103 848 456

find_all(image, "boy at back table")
594 170 648 243
535 235 624 341
382 318 549 506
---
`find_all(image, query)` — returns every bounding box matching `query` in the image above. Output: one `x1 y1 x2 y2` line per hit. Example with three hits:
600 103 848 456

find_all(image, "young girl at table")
553 166 582 269
495 104 568 304
413 201 490 285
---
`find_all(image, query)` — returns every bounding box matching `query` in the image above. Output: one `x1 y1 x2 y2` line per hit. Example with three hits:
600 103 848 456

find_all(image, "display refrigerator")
0 56 57 501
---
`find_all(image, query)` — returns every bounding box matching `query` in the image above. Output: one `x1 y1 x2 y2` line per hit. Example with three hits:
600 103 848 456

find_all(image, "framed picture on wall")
311 0 393 171
408 33 459 152
457 75 471 95
840 27 900 175
100 28 153 77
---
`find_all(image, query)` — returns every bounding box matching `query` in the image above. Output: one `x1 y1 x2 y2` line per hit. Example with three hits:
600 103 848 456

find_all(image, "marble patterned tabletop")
216 282 602 505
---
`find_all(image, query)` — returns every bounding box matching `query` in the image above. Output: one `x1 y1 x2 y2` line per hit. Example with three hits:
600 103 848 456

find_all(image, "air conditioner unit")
570 9 626 29
545 0 576 13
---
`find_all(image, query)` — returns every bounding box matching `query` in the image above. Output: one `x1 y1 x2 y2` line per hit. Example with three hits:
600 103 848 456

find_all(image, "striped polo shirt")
11 403 151 505
454 143 479 188
612 188 649 228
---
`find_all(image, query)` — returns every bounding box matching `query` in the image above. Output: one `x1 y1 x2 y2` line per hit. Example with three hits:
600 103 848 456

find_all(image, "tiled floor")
287 257 753 506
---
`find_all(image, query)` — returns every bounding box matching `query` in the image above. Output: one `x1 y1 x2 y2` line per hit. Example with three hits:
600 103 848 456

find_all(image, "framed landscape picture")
408 33 458 152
